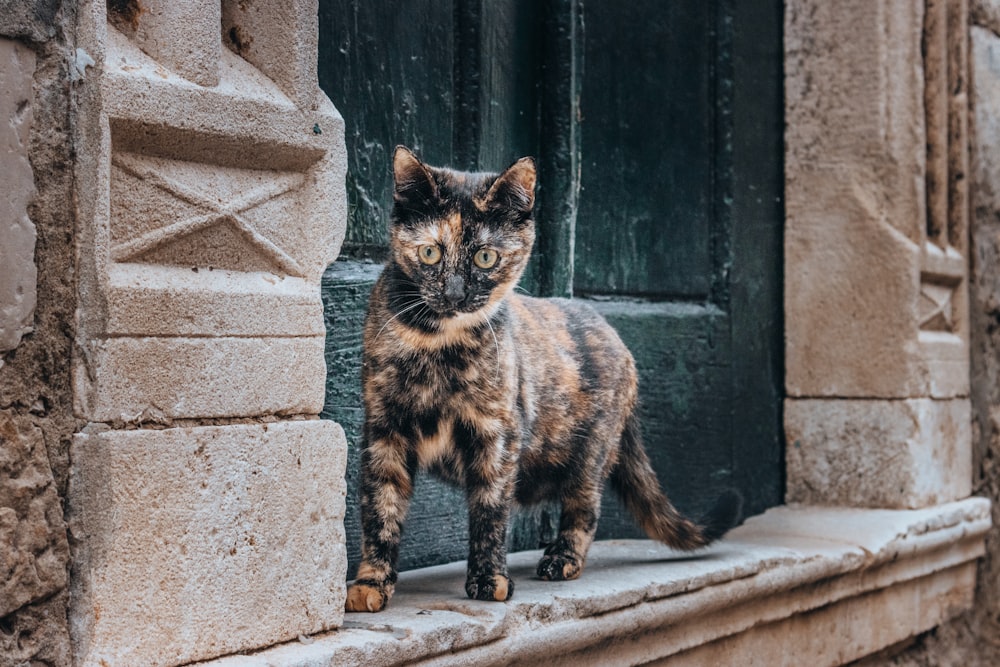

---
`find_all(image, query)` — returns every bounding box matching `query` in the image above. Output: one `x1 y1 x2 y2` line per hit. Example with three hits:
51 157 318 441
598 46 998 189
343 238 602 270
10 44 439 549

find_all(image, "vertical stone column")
784 0 973 508
67 1 349 665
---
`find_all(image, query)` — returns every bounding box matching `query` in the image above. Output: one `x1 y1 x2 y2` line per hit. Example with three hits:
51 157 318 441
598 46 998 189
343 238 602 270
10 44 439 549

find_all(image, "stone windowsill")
198 498 990 667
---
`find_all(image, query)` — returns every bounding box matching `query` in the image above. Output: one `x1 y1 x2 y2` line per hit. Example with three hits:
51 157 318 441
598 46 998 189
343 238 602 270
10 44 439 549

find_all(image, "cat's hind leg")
537 477 602 581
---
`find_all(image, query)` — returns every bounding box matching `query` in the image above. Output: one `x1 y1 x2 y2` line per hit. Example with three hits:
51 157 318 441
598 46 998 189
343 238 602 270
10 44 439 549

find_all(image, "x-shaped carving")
111 153 306 277
919 281 956 332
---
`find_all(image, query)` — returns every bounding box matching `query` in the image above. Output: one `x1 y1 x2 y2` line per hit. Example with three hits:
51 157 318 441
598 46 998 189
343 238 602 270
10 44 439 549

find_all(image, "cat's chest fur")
363 287 515 472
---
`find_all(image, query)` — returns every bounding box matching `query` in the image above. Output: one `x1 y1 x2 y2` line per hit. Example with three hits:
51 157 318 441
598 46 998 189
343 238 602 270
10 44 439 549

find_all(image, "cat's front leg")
461 428 517 602
345 433 415 613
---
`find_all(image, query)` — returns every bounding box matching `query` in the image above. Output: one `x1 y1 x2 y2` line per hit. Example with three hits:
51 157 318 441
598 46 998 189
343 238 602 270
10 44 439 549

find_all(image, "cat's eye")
418 244 442 265
473 248 499 269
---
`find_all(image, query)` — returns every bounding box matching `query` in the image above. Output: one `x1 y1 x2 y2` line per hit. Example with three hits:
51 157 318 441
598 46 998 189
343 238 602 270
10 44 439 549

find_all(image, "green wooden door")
318 0 784 574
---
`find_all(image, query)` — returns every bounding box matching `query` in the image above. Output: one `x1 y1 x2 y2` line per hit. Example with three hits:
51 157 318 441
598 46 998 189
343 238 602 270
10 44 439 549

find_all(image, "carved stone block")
785 167 928 398
785 0 971 405
68 2 350 662
68 421 348 667
109 0 222 87
73 3 346 421
74 337 327 422
785 398 972 508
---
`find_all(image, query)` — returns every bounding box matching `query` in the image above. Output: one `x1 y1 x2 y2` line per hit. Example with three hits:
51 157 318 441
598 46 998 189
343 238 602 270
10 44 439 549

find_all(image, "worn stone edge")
192 497 991 667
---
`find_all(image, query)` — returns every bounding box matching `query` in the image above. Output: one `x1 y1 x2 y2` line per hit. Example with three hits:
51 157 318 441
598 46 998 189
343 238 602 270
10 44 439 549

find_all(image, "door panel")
575 2 716 298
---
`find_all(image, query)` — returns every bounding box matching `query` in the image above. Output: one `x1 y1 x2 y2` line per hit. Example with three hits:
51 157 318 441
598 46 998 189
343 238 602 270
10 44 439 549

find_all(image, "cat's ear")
393 146 438 208
482 157 536 215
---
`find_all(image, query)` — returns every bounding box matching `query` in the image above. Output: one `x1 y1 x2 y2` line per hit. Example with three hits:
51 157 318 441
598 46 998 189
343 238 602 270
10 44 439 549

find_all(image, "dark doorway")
318 0 784 574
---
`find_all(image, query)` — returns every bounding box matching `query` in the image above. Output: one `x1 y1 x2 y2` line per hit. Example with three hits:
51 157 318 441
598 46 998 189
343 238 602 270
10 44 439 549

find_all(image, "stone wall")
874 1 1000 665
0 2 77 665
965 0 1000 655
785 0 973 510
64 1 349 665
0 1 352 665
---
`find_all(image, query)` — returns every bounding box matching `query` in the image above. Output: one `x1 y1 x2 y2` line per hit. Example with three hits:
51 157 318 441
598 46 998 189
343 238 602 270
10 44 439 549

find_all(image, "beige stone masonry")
221 0 320 109
972 0 1000 36
786 398 972 508
67 0 350 664
195 499 990 667
0 38 37 357
68 421 348 667
113 0 222 87
785 0 969 401
973 22 1000 215
73 3 345 421
785 0 973 508
75 336 326 423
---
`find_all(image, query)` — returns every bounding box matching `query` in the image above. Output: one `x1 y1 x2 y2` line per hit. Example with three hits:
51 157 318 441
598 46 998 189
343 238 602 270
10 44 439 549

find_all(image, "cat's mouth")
423 293 491 319
434 302 486 317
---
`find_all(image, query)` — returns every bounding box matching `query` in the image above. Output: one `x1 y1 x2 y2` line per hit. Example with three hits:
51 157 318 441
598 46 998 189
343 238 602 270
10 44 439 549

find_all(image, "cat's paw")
345 581 392 612
536 552 583 581
465 573 514 602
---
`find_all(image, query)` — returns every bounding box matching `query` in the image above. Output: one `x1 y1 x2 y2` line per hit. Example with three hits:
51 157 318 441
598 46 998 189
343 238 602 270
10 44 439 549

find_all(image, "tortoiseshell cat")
345 147 742 612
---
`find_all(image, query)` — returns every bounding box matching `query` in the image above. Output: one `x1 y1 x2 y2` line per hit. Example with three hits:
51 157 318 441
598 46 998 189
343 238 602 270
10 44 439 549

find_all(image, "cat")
344 146 742 612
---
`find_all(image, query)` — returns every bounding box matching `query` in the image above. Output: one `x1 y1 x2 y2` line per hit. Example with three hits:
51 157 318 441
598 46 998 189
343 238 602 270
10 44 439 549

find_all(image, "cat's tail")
609 412 743 551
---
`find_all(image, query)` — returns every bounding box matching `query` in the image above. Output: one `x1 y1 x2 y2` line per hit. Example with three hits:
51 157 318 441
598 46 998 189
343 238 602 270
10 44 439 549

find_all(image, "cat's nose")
444 274 466 304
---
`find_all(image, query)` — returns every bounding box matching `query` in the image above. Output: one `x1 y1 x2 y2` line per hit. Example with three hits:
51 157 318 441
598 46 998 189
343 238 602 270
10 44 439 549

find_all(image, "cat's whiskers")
374 298 429 343
481 311 501 384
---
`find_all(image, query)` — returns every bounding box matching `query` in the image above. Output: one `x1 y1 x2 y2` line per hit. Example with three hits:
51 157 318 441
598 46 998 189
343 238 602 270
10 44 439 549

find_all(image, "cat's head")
387 146 536 322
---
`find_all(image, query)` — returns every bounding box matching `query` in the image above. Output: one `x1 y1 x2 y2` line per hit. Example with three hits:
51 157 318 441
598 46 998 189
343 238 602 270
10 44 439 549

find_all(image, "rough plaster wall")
0 2 76 666
861 3 1000 666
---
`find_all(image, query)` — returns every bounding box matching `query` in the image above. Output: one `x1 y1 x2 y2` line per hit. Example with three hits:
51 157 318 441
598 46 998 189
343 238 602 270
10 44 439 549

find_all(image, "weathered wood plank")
728 0 785 514
574 1 716 298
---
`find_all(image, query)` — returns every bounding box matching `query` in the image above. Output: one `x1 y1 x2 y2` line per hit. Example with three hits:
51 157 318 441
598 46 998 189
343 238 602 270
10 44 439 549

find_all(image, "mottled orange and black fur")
344 147 742 613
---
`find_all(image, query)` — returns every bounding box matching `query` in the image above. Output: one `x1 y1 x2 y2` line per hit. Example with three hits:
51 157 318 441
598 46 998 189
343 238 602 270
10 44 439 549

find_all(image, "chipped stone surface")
0 7 79 667
68 421 348 667
0 591 73 666
972 0 1000 36
0 411 69 618
785 398 972 508
196 499 990 667
0 0 61 43
221 0 321 109
114 0 221 87
0 38 37 355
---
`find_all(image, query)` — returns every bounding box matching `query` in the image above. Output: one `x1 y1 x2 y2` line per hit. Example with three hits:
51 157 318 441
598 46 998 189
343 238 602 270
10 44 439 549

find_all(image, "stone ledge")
196 498 990 667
